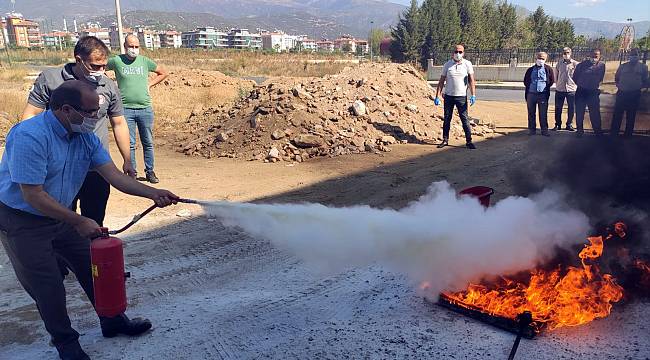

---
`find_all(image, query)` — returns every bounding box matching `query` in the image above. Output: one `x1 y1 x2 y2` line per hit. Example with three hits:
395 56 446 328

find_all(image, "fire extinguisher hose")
107 198 199 236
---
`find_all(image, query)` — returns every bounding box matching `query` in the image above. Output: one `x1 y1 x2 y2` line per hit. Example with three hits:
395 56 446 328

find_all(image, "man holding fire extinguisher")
0 81 179 360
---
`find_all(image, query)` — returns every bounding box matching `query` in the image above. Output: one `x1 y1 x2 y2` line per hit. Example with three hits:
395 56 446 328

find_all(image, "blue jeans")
124 107 155 174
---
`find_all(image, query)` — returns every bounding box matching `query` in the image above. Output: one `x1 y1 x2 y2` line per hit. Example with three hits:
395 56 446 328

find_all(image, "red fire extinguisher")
91 227 130 317
89 199 197 317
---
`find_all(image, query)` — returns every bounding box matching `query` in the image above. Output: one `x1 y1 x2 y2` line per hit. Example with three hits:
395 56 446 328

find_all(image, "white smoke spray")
201 181 590 295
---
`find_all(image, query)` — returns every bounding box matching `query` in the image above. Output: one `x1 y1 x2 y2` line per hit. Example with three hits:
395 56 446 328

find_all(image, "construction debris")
173 63 496 162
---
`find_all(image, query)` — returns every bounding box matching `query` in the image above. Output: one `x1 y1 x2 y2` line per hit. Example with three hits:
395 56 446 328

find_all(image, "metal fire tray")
434 293 544 339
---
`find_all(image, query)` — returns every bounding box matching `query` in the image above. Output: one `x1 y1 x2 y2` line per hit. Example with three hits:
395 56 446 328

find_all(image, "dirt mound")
149 69 256 132
173 63 495 162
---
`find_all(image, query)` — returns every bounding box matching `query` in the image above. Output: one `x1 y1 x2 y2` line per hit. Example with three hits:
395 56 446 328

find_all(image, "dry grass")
0 66 32 82
149 49 357 78
150 84 253 131
0 86 28 140
0 66 32 140
3 48 70 66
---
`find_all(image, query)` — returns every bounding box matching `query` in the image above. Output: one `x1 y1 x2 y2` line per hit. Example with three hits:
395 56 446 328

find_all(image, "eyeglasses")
81 59 107 72
454 51 464 54
71 106 100 119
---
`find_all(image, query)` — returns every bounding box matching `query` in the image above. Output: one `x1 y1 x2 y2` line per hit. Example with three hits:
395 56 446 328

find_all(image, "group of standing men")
0 35 171 360
526 48 648 137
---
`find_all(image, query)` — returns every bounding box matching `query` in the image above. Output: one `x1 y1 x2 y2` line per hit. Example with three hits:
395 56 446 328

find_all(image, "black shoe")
576 131 584 138
100 314 152 338
528 130 536 136
466 142 476 149
145 171 159 184
437 139 449 148
551 125 560 131
565 125 575 132
541 131 550 137
56 341 90 360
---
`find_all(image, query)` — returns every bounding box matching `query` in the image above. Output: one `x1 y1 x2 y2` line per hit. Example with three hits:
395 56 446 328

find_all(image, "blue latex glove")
469 95 476 106
434 97 441 106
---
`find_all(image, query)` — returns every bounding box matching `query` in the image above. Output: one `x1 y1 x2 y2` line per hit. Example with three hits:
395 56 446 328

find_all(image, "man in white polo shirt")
434 44 477 149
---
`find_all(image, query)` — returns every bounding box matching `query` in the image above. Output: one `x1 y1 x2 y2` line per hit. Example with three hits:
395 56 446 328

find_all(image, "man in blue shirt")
523 51 555 136
0 81 179 360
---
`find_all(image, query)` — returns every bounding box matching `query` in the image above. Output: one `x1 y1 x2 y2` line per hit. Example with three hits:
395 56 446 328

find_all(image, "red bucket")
459 186 494 208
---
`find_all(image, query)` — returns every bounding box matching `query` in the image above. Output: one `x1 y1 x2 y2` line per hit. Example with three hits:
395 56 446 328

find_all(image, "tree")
456 0 483 49
496 1 518 49
528 6 551 48
369 28 387 58
390 0 423 63
549 19 575 49
420 0 461 67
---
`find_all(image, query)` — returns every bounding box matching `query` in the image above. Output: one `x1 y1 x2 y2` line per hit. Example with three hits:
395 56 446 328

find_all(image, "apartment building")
316 40 334 53
227 29 262 50
297 37 317 52
42 31 71 48
159 30 182 48
261 31 297 52
5 13 42 48
81 27 111 48
137 28 161 50
181 27 228 49
333 35 368 54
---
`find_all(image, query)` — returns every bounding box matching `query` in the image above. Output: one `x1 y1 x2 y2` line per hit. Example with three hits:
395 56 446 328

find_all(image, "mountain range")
1 0 647 40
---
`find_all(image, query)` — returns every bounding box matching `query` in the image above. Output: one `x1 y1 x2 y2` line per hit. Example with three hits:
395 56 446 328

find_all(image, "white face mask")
536 59 545 66
80 60 105 83
453 52 463 61
126 47 139 58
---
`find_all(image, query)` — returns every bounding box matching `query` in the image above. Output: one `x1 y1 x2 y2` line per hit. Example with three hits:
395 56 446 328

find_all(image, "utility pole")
115 0 125 53
369 20 374 62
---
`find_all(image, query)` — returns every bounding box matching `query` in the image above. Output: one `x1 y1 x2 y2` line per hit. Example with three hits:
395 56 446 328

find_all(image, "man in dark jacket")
573 48 606 137
524 51 555 136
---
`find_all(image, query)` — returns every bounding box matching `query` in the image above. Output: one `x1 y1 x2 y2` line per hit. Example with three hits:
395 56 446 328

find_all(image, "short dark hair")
593 48 602 53
50 80 95 111
74 36 110 60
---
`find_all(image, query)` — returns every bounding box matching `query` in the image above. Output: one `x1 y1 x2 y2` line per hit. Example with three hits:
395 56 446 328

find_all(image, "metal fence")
428 47 648 66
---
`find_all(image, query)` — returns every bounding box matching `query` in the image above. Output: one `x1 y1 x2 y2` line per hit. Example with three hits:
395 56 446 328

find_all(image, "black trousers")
442 95 472 142
610 90 641 136
554 91 575 127
0 202 95 348
71 171 110 226
575 88 602 134
526 92 549 132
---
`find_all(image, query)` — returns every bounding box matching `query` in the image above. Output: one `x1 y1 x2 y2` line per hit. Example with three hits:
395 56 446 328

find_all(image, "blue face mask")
69 108 99 133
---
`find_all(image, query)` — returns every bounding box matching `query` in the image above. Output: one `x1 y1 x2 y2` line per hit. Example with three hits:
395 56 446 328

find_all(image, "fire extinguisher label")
92 264 98 278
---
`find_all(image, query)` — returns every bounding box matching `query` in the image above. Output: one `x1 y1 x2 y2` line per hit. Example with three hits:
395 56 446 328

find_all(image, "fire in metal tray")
431 222 650 336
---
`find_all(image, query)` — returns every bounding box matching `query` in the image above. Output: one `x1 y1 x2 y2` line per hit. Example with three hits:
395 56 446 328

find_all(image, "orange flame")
442 234 624 331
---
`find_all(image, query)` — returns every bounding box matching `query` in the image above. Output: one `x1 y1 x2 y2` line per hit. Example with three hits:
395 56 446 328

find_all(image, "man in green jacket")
107 34 168 183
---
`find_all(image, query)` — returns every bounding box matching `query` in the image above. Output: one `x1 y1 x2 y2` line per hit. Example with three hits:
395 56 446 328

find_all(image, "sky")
391 0 650 23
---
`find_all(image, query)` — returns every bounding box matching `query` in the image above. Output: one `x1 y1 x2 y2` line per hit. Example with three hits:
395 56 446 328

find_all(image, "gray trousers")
0 202 95 348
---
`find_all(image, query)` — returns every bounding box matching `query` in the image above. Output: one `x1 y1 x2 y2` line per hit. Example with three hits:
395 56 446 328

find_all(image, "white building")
80 27 111 48
227 28 262 50
261 31 297 52
137 28 161 50
159 30 182 48
297 37 317 52
317 40 335 53
181 27 228 49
